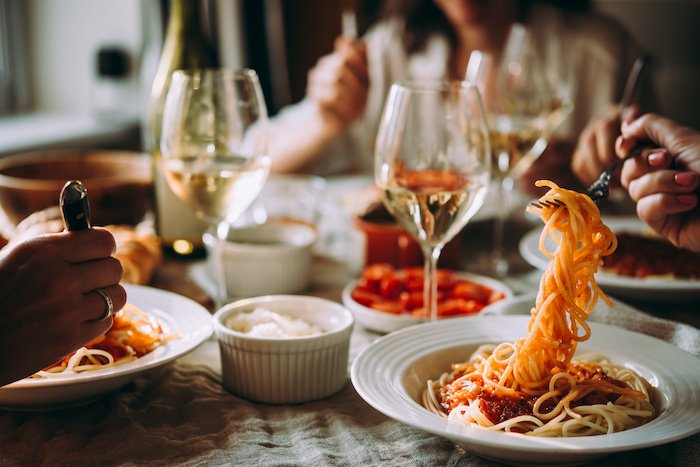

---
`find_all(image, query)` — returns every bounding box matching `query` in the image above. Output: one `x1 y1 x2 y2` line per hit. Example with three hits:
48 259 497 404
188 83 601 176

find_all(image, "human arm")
268 37 369 173
0 228 126 386
618 114 700 252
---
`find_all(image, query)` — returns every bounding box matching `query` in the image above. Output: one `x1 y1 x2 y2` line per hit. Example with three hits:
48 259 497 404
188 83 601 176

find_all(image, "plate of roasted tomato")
342 264 512 333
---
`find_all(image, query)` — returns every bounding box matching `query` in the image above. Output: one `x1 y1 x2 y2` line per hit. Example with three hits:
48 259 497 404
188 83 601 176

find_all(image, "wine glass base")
458 218 534 278
491 256 510 278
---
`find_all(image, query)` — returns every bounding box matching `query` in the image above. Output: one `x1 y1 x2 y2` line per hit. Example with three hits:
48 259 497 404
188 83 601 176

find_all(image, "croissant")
108 225 163 285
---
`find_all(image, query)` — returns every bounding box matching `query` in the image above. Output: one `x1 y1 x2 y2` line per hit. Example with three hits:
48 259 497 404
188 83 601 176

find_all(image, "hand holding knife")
60 180 91 231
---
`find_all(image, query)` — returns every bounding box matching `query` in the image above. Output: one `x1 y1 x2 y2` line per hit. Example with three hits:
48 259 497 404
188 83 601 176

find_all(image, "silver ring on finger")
94 288 114 321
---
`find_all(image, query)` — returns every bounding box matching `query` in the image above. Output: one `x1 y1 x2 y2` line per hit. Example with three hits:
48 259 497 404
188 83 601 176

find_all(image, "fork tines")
530 199 565 209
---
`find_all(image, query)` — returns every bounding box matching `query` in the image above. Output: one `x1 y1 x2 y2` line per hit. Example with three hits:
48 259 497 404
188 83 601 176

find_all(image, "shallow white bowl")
341 272 512 334
351 314 700 465
204 223 317 298
212 295 354 404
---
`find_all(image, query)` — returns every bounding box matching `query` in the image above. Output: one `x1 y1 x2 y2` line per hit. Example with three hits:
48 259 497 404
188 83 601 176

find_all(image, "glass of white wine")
468 24 572 277
160 68 270 305
374 80 490 321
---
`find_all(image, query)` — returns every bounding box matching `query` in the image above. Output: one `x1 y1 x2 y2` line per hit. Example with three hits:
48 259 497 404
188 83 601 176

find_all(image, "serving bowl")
342 270 512 334
351 314 700 465
203 222 317 298
212 295 354 404
0 149 152 227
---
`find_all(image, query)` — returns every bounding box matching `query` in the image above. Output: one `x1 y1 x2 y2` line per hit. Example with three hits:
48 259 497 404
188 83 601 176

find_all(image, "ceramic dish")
203 222 317 298
519 216 700 301
213 295 354 404
351 314 700 465
342 272 512 334
0 284 212 410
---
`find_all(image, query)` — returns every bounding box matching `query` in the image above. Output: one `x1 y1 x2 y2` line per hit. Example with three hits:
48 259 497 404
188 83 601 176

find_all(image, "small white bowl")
342 272 512 334
212 295 354 404
204 223 317 298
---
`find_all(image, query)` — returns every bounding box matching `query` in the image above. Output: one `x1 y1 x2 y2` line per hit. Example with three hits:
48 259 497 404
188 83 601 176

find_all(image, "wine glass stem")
212 222 229 309
422 244 443 321
492 175 513 277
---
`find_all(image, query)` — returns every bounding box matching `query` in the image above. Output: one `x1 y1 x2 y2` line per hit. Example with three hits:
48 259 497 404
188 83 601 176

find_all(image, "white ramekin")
212 295 354 404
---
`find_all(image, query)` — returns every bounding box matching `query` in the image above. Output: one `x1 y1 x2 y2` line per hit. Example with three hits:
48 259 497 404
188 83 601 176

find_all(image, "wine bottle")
144 0 219 257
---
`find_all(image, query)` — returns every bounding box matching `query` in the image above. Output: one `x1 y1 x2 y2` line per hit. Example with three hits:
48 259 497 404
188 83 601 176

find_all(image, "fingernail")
675 172 697 187
678 194 697 205
648 152 666 166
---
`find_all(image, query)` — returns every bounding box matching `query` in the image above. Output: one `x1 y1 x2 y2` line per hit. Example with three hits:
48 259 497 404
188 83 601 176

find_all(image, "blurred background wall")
2 0 699 156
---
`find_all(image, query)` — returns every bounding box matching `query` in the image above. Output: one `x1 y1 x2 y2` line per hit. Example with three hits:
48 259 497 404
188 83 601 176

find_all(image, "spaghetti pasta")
34 304 172 378
423 180 655 436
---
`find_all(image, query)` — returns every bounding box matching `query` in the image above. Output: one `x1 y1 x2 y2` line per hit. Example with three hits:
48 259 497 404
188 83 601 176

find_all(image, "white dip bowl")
212 295 354 404
204 223 317 298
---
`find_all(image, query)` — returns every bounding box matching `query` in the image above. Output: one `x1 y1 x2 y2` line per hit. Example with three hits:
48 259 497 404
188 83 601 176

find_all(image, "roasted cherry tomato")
352 265 505 318
452 281 491 303
371 300 404 314
350 288 380 307
379 274 401 300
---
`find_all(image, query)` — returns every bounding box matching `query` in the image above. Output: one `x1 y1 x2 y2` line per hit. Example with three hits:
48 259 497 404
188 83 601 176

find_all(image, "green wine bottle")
145 0 219 257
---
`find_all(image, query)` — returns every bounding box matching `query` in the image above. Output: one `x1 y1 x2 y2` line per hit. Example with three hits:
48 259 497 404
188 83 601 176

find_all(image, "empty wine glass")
160 68 270 306
467 23 572 277
374 81 490 320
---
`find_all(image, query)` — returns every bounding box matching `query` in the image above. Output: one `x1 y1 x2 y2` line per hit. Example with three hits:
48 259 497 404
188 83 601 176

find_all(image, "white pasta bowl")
212 295 354 404
351 314 700 465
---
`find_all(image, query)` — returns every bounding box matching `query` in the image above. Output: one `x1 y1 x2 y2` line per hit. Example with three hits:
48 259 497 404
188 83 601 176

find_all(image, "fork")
530 144 655 210
585 142 654 202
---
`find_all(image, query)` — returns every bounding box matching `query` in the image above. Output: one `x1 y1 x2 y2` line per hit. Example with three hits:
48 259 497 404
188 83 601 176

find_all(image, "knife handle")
60 180 92 230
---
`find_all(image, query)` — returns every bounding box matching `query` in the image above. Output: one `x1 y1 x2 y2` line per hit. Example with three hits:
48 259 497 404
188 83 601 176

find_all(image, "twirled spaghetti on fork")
423 180 655 436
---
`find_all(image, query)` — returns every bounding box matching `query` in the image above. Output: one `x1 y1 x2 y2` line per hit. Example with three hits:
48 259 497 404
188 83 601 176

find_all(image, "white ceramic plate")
351 314 700 465
0 284 212 410
342 272 512 334
519 216 700 301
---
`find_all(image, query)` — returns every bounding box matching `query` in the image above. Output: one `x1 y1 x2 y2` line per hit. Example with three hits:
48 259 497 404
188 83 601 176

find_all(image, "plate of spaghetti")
520 215 700 300
351 181 700 464
0 284 212 409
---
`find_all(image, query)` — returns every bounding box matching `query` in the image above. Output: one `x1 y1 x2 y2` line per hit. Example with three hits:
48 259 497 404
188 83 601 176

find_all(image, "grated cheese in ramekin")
225 307 322 338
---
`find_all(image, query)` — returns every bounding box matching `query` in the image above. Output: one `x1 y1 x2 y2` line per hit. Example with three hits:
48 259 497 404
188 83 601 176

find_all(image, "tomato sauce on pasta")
34 304 172 378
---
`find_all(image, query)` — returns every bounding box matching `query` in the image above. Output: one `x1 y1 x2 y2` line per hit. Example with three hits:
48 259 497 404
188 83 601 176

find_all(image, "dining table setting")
1 39 699 465
0 170 698 467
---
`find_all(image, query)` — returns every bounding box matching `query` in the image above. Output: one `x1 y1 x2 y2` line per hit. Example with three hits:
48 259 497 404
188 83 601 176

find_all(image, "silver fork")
530 144 655 209
585 143 654 203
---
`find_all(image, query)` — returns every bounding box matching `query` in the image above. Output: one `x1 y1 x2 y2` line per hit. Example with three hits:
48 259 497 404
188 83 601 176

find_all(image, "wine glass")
374 81 490 321
467 23 572 277
160 68 270 305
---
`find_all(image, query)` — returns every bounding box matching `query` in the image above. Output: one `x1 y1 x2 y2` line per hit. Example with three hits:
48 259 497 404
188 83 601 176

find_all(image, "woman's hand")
572 104 638 185
0 228 125 386
306 37 369 139
618 113 700 252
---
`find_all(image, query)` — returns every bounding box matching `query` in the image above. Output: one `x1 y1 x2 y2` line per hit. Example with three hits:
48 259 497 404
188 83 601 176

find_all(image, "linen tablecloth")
0 292 698 467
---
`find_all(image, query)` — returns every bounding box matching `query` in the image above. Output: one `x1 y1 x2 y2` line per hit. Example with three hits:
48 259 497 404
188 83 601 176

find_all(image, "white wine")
488 114 546 178
380 169 488 248
165 155 270 224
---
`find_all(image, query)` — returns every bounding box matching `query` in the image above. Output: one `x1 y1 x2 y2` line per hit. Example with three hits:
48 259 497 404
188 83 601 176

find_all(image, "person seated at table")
0 228 125 387
267 0 649 187
618 113 700 253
